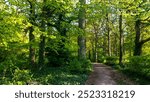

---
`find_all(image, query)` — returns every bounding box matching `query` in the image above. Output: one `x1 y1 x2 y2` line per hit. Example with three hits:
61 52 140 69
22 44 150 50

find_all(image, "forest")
0 0 150 85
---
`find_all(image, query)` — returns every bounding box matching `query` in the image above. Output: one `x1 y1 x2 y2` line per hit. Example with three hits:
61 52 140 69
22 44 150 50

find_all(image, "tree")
78 0 86 60
43 0 75 67
27 0 36 68
133 1 150 56
116 0 150 56
119 12 123 65
134 19 150 56
106 13 111 56
38 0 46 69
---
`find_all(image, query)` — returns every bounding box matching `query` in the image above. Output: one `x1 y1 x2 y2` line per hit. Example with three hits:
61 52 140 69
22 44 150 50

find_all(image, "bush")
67 58 92 74
127 55 150 79
12 69 33 85
81 59 93 73
0 59 19 77
97 56 105 63
67 58 82 72
105 56 118 66
0 69 33 85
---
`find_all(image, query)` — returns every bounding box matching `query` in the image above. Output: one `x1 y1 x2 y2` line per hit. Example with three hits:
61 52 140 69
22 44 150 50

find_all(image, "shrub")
105 56 118 66
67 58 92 74
127 55 150 79
67 58 82 73
97 56 105 63
81 59 92 73
12 69 33 85
0 59 19 77
128 56 150 71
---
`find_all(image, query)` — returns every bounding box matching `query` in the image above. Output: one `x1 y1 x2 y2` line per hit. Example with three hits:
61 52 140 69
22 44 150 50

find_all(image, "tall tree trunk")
92 39 95 62
114 33 118 56
29 26 35 68
134 19 150 56
106 14 111 56
28 0 36 69
38 0 46 69
78 0 86 60
119 14 123 65
93 22 98 62
103 35 107 56
95 33 98 62
38 34 46 69
134 20 142 56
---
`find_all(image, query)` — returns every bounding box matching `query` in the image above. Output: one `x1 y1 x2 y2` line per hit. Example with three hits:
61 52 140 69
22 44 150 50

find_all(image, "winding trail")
86 63 135 85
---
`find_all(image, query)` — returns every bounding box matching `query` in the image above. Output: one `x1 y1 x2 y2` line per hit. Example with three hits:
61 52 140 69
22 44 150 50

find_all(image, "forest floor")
86 63 136 85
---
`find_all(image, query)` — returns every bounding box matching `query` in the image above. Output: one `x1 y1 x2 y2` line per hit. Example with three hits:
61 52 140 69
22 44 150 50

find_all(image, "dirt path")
86 63 135 85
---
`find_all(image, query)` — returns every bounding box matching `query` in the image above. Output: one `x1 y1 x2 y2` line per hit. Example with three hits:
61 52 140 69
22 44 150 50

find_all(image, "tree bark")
78 0 86 60
134 19 150 56
103 35 107 56
29 26 35 68
38 34 46 69
38 0 46 69
114 33 118 56
119 14 123 65
134 20 142 56
95 32 98 62
92 22 98 62
106 14 111 56
28 0 36 69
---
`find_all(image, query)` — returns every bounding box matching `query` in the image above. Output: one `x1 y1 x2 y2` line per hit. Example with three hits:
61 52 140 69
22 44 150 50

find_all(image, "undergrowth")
34 67 89 85
0 58 92 85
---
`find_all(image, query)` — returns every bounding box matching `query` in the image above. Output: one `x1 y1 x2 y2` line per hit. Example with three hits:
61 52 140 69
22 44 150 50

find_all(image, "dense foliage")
122 56 150 84
0 0 149 84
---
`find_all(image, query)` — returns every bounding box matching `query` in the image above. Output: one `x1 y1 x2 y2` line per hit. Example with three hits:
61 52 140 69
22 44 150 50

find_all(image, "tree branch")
141 37 150 44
